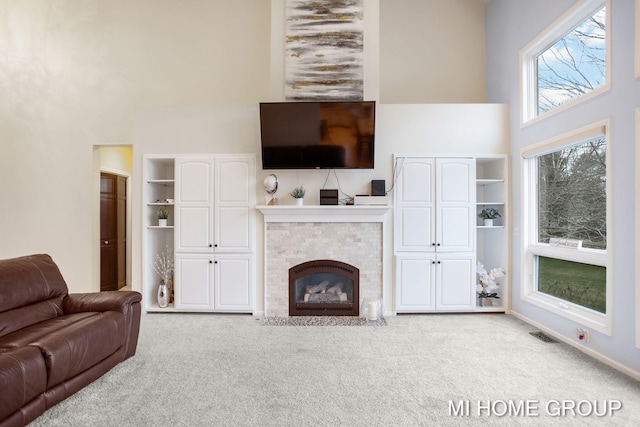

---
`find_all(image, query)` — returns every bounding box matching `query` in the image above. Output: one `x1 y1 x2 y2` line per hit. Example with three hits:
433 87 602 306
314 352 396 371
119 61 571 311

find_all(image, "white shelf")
477 225 505 229
476 178 504 185
147 226 174 229
148 202 175 206
146 302 177 312
477 202 504 205
147 179 174 184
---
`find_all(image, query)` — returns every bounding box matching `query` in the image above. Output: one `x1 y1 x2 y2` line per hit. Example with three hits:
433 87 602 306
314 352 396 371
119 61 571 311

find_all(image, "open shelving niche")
143 156 176 312
475 156 509 312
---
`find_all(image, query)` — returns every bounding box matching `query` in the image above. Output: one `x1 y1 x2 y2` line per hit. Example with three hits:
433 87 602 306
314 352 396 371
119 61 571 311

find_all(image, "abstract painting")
285 0 364 101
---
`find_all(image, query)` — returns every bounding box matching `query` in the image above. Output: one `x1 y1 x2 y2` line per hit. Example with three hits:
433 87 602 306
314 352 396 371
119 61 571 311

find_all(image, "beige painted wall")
1 0 490 293
380 0 487 103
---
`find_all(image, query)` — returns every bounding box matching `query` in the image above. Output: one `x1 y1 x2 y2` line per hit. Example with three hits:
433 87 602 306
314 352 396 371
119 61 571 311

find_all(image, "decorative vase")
478 297 493 307
484 218 494 227
295 198 304 206
159 219 168 227
157 281 169 308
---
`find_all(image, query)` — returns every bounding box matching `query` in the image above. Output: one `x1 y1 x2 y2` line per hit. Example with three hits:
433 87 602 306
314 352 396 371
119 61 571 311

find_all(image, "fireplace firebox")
289 260 359 316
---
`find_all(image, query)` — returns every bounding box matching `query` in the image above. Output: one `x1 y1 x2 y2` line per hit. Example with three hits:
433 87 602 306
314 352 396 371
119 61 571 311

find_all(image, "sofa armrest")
63 291 141 314
63 291 142 359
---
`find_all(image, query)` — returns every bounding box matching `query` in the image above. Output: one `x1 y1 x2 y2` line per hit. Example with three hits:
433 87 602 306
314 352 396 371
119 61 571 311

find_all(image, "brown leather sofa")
0 254 142 427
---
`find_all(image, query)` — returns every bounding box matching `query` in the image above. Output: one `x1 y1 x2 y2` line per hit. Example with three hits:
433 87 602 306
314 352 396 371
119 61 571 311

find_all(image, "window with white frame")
521 0 609 124
522 121 611 333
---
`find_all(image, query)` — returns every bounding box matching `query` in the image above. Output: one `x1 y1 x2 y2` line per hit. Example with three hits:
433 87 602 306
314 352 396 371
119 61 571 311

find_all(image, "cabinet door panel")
398 207 432 250
436 255 475 310
436 159 475 252
177 160 213 204
176 206 212 252
438 206 473 251
217 206 250 251
395 158 435 252
216 159 250 204
401 160 434 202
395 255 435 312
174 255 213 310
215 255 252 311
439 161 471 203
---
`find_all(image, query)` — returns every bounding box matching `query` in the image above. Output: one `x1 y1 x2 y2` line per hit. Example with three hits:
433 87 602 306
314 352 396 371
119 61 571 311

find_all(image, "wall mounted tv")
259 101 376 169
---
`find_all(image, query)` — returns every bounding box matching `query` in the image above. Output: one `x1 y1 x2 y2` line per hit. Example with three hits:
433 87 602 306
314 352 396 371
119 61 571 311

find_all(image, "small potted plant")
157 207 169 227
478 207 501 227
290 185 306 205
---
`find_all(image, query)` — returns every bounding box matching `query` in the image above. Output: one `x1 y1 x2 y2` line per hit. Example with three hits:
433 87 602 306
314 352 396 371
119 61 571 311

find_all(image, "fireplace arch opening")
289 260 359 316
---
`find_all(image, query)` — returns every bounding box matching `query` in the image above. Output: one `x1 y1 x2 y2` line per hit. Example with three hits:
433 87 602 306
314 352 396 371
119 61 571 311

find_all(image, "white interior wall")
1 0 490 294
486 0 640 377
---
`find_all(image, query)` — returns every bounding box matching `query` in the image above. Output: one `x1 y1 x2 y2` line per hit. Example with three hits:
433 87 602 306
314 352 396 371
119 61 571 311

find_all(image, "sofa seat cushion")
0 346 47 421
0 312 126 389
32 312 126 388
0 313 97 349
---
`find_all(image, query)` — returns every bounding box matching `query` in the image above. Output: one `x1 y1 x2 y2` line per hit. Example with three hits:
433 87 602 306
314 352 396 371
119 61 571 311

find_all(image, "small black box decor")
320 189 339 205
371 180 385 196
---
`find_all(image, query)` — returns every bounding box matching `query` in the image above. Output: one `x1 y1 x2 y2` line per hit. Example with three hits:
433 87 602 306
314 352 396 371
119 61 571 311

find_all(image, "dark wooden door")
100 173 127 291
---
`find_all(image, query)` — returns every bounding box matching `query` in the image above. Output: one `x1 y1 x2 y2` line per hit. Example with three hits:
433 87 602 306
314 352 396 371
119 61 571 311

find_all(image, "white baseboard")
510 310 640 381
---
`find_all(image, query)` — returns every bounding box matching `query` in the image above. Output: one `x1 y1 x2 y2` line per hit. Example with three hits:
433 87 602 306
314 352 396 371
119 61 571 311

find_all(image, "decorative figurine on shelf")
263 173 279 205
153 246 174 308
476 262 505 307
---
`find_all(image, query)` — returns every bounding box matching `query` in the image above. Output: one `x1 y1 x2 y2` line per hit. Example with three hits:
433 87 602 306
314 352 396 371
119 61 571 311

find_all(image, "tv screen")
259 101 375 169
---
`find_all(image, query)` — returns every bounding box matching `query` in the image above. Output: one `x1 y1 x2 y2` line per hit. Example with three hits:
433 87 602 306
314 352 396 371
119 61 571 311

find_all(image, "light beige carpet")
30 313 640 426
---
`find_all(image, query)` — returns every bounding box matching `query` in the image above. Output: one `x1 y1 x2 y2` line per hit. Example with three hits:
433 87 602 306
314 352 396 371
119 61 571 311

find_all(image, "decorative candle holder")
361 297 383 321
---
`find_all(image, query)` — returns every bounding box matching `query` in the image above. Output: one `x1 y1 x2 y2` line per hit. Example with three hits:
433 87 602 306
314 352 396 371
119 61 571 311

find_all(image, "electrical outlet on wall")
575 328 590 343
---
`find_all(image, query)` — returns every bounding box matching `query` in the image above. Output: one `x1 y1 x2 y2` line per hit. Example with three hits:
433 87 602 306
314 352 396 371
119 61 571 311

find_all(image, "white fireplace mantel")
257 205 390 223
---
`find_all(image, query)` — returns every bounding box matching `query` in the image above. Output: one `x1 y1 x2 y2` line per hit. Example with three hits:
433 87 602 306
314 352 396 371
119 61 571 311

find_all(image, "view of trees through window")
535 137 606 313
537 138 606 249
536 6 606 115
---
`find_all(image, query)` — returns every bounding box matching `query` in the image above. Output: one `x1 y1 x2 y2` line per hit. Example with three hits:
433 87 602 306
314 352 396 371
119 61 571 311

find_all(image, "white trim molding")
636 108 640 348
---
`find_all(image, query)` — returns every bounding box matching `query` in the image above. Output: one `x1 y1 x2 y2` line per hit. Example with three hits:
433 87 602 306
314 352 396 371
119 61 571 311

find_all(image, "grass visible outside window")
537 256 606 313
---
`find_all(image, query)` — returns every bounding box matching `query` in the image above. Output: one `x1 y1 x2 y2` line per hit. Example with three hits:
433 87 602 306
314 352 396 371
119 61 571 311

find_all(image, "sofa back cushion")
0 254 68 338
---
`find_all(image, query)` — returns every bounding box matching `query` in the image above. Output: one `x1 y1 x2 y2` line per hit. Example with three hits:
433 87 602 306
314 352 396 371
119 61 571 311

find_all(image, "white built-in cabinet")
395 157 476 312
143 154 255 313
394 155 508 313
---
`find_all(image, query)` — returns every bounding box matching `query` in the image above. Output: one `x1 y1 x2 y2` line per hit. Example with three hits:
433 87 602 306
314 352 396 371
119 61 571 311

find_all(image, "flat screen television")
259 101 376 169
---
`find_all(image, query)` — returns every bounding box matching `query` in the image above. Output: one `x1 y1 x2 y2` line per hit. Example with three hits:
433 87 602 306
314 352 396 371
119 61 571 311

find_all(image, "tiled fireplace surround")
259 206 389 317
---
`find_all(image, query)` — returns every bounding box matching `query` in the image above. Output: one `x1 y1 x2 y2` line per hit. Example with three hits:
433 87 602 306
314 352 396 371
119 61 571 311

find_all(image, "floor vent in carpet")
529 331 559 343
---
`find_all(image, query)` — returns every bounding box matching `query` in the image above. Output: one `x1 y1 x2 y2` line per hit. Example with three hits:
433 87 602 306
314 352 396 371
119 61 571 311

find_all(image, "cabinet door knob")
437 243 441 247
104 240 109 245
214 260 218 264
432 261 436 264
431 243 436 246
209 244 212 248
437 261 441 264
214 244 218 248
209 260 213 264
